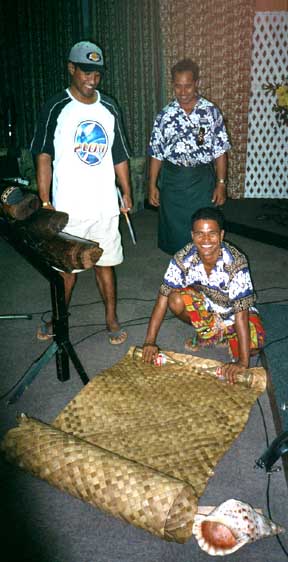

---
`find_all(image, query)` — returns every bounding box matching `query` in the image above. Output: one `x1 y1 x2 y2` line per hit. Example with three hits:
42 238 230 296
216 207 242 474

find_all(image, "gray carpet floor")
258 303 288 431
1 209 288 562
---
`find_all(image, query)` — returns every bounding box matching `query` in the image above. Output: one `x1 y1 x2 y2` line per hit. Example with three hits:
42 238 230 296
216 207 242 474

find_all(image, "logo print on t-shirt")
74 121 108 165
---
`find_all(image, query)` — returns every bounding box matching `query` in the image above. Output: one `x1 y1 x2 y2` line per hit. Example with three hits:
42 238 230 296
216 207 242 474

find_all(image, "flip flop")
37 320 54 341
107 328 128 346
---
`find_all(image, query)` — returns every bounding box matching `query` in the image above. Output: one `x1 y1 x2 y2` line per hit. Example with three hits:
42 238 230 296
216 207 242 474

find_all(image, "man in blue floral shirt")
142 208 265 384
148 59 231 255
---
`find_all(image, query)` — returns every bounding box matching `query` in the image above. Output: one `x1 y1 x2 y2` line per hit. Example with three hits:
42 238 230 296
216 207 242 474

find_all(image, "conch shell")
192 499 285 556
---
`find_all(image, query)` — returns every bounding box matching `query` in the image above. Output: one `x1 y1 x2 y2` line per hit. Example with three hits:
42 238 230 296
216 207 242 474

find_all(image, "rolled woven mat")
132 347 266 391
1 348 267 542
1 414 197 542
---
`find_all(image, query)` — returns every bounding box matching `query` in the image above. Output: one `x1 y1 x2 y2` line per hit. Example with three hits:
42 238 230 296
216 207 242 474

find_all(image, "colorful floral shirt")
159 241 258 325
148 97 231 167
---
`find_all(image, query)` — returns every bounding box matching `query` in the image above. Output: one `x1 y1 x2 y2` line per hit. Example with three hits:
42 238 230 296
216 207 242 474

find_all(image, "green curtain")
0 0 165 210
89 0 165 159
0 0 83 148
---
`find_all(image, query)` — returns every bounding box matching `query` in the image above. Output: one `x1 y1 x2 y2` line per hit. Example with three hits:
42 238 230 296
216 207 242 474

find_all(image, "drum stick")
117 188 136 245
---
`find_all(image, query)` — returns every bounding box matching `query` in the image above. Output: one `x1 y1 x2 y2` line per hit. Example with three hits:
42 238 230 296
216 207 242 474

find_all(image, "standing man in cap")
31 41 132 344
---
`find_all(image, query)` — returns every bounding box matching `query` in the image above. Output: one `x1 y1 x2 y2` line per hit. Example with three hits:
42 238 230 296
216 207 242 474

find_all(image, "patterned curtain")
0 0 83 148
88 0 166 210
89 0 165 158
0 0 255 199
159 0 255 198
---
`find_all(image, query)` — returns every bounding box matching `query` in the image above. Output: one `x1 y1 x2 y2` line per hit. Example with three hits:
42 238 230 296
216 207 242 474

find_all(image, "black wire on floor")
256 403 288 558
1 291 288 400
256 356 288 558
3 288 288 324
0 311 176 401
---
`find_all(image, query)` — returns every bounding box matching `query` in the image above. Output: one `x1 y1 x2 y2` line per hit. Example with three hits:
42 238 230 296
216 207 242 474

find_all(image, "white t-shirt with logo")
31 90 130 220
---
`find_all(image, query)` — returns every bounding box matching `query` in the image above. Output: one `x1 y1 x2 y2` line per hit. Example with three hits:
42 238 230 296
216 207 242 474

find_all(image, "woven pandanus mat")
1 347 266 542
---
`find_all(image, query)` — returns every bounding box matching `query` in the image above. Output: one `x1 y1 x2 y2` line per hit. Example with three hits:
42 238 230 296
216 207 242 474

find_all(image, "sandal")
37 320 54 341
107 327 128 346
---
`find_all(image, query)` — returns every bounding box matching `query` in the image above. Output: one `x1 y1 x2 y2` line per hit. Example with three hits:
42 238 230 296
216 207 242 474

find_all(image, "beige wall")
256 0 288 10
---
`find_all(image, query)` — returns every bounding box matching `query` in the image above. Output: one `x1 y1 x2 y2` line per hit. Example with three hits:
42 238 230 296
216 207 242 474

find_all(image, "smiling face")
68 63 101 103
173 70 198 112
192 219 224 263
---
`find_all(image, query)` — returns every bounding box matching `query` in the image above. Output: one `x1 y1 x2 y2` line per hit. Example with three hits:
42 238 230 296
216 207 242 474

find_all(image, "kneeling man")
142 207 265 383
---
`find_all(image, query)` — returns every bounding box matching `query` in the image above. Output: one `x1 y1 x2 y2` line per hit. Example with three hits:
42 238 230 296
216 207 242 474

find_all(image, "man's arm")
220 309 250 384
148 157 162 207
114 160 133 211
212 153 227 206
36 153 54 209
142 292 168 363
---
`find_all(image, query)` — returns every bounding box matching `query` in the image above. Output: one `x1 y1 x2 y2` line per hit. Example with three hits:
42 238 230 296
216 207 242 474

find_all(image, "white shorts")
62 215 123 269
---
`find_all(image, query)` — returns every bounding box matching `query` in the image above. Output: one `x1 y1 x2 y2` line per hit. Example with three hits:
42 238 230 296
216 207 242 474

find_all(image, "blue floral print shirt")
148 97 231 167
159 241 258 325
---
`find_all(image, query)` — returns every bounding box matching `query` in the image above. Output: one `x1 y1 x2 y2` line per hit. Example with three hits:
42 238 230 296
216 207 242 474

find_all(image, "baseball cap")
68 41 104 73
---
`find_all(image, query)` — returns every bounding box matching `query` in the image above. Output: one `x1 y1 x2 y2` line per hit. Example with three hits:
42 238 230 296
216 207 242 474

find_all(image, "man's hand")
142 293 168 363
148 185 160 207
213 153 227 206
216 310 251 384
219 309 250 384
218 361 247 385
142 343 159 363
212 183 226 206
114 161 132 213
120 193 133 213
148 157 162 207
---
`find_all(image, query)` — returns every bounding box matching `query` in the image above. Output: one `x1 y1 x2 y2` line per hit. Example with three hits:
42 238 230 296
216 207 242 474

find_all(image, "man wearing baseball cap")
31 41 132 345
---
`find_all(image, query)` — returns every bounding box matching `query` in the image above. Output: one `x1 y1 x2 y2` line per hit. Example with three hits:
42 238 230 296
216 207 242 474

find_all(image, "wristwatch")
217 178 226 184
42 201 51 207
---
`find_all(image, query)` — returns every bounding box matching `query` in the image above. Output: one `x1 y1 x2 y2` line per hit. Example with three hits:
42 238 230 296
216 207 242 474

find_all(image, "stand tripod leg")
50 272 71 382
54 343 70 382
62 341 89 385
8 341 58 404
7 268 89 404
50 271 89 385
